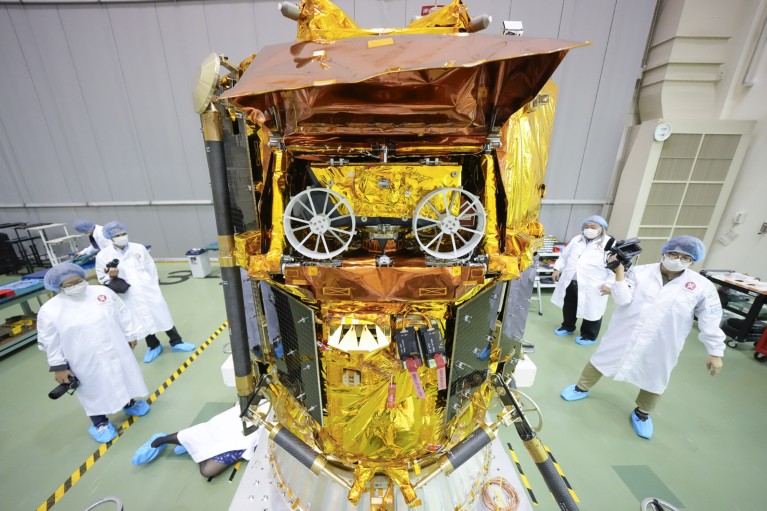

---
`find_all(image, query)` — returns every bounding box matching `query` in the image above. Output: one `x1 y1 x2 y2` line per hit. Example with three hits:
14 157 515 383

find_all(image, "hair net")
44 263 87 292
661 235 706 262
582 215 608 229
103 221 128 240
73 219 95 233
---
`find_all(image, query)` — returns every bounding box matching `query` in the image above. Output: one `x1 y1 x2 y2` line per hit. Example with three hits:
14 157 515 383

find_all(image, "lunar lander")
195 1 585 509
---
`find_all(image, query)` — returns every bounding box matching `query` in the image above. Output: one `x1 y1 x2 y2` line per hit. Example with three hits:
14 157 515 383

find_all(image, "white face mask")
62 281 88 296
583 228 600 240
661 255 691 273
113 235 129 247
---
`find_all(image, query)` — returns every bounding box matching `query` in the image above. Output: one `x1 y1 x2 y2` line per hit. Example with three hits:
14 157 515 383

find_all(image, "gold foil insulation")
210 0 582 504
296 0 472 43
497 81 558 270
311 164 461 220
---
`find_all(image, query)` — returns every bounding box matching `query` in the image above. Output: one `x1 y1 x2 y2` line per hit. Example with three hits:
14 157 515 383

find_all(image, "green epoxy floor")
1 263 765 511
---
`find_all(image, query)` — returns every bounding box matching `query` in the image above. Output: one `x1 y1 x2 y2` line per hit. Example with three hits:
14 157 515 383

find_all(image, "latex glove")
54 369 75 384
600 284 612 296
551 270 560 282
129 340 137 350
706 355 723 376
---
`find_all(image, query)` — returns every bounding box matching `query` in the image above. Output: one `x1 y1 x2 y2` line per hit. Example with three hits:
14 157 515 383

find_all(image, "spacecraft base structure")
198 1 586 509
229 426 533 511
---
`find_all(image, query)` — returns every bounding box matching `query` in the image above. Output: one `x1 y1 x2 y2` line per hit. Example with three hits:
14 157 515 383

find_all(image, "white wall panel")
0 114 28 204
574 0 655 201
253 0 298 49
203 0 261 65
508 0 563 38
155 3 213 201
354 0 407 29
0 7 75 204
58 5 150 202
545 0 615 212
538 206 573 239
11 7 107 203
108 5 195 201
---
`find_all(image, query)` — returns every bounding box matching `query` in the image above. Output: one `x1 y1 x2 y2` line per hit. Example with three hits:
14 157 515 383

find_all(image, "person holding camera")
550 215 615 345
95 221 195 363
560 235 725 439
38 263 151 443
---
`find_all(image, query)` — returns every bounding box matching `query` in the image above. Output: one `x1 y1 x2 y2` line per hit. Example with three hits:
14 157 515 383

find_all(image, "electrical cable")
480 476 520 511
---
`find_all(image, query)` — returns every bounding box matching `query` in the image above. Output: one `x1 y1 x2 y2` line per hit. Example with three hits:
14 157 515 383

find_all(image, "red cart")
754 326 767 362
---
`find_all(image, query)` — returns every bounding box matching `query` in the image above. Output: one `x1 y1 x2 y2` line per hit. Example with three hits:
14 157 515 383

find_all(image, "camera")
49 375 80 400
105 259 120 270
604 237 642 271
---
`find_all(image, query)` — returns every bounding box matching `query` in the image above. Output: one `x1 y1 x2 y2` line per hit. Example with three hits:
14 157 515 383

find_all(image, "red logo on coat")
97 294 107 302
684 282 696 291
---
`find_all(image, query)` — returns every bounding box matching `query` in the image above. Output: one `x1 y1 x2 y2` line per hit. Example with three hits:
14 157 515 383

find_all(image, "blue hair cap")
582 215 608 229
73 219 95 233
102 221 128 240
661 235 706 262
44 262 87 292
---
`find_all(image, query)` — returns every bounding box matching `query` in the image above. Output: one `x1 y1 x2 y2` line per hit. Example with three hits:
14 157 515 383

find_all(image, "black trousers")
89 400 136 426
560 281 602 340
145 326 182 349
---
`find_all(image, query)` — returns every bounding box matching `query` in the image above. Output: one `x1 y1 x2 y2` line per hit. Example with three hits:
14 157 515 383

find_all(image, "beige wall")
613 0 767 277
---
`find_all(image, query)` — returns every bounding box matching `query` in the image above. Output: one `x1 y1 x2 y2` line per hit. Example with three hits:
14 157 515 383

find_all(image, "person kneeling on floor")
132 405 261 479
38 263 152 443
560 235 725 439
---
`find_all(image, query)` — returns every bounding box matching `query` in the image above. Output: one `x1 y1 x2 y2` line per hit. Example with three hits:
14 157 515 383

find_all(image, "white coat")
79 225 110 257
551 233 615 321
591 263 725 394
178 406 261 462
95 242 174 337
37 286 148 416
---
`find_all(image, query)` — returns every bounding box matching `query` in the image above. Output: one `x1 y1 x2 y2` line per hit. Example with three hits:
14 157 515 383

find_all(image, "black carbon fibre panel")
222 110 259 234
264 284 324 425
499 262 536 361
445 283 504 423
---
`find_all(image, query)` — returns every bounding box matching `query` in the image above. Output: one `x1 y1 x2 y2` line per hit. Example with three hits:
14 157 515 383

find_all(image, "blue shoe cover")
575 336 597 346
124 400 150 417
631 411 654 439
171 342 196 352
554 328 574 336
88 422 117 443
132 433 168 465
173 444 188 455
144 345 163 363
561 384 590 401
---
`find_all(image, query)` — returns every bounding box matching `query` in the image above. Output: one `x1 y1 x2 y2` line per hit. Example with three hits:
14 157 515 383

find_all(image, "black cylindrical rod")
201 103 254 412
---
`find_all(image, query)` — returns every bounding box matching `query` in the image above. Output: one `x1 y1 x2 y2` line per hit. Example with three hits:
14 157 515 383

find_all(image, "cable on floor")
480 476 520 511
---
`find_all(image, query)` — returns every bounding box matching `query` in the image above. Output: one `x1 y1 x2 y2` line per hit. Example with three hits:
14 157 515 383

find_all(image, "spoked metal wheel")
509 389 543 433
412 187 486 259
283 188 355 260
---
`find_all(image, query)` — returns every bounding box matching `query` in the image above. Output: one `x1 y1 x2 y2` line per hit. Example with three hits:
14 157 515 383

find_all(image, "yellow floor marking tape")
36 321 228 511
507 442 538 505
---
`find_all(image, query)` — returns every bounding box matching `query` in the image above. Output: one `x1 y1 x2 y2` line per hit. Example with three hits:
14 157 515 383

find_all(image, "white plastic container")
185 248 212 278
